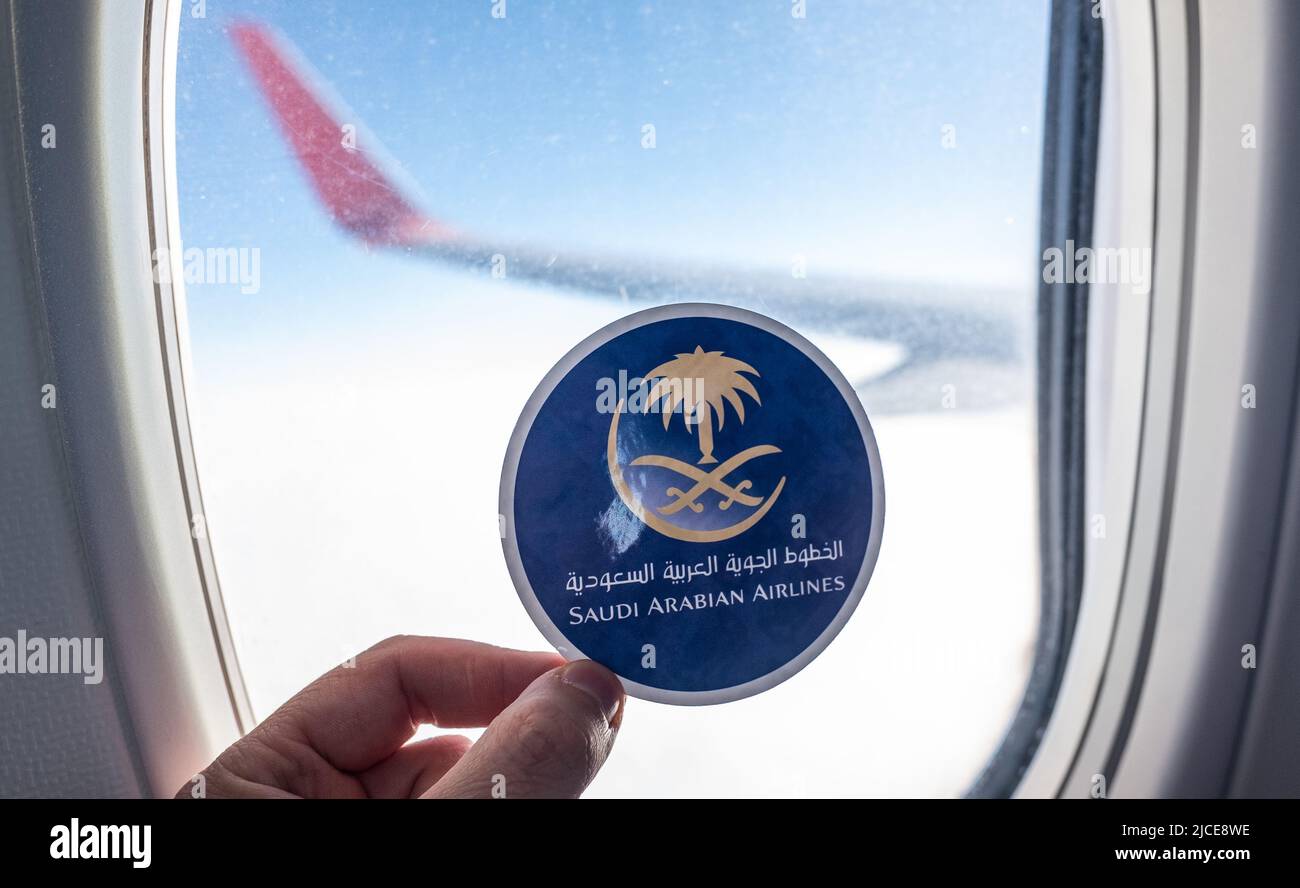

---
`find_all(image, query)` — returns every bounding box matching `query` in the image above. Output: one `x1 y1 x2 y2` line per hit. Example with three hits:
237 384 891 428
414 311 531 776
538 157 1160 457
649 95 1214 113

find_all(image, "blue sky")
176 0 1049 350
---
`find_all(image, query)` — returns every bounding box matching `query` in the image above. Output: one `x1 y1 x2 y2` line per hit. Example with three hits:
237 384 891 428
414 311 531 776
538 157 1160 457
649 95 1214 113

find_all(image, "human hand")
178 635 625 799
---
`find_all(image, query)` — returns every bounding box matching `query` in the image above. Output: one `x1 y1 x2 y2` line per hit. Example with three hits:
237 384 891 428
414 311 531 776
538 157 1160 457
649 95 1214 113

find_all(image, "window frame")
1011 0 1300 798
5 0 250 796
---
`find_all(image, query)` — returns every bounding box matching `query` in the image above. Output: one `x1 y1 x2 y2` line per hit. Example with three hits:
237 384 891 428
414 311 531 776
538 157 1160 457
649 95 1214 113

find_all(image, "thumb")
422 659 625 799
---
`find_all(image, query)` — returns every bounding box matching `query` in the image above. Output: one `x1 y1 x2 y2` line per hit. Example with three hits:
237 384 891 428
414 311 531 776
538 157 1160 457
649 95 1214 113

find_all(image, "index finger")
263 635 564 773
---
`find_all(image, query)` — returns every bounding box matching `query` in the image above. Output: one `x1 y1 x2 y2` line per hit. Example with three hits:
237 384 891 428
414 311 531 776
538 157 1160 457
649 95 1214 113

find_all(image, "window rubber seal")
966 0 1105 799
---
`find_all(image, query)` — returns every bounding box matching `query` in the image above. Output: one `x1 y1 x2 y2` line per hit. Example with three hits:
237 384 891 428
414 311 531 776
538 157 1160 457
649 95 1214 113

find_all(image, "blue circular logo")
502 304 884 704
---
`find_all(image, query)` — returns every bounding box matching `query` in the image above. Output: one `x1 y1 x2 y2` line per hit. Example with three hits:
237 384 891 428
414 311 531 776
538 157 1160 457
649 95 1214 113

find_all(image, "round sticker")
500 304 884 704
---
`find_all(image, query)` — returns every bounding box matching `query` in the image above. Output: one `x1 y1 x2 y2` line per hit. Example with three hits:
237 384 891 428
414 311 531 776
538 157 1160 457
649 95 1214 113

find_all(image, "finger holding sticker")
501 304 884 704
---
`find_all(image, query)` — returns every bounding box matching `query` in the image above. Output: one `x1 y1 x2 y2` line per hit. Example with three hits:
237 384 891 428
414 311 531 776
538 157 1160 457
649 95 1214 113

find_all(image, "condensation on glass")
175 0 1051 797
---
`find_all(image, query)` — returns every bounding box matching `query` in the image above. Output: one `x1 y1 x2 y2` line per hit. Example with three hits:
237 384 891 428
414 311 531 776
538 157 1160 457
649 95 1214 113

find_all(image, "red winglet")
230 21 453 245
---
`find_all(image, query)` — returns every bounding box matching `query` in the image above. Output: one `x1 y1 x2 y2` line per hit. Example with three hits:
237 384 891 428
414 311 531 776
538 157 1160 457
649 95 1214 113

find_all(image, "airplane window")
175 0 1049 796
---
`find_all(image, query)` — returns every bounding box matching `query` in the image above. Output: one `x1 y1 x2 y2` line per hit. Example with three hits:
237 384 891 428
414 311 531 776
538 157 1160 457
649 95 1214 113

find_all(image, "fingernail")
559 659 624 724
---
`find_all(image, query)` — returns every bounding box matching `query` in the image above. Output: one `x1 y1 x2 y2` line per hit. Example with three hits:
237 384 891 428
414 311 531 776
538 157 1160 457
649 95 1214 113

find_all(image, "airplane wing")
230 21 1030 413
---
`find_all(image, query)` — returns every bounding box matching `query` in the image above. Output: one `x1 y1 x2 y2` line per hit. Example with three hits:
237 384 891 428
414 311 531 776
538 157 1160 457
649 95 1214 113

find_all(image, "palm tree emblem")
643 346 761 465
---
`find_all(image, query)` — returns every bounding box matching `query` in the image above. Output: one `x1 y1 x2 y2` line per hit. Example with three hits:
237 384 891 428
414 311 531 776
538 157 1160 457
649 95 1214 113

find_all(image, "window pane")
177 0 1049 796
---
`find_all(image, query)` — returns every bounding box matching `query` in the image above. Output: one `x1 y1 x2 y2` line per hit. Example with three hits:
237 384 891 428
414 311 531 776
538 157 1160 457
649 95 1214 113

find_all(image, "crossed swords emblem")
631 445 781 515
